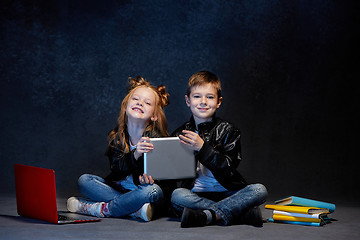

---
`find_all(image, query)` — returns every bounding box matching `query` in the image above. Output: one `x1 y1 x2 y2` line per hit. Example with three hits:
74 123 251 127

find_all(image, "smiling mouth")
132 107 144 113
197 108 209 111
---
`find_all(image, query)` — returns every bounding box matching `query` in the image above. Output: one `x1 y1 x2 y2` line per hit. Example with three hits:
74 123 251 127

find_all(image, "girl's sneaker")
130 203 154 222
67 197 105 218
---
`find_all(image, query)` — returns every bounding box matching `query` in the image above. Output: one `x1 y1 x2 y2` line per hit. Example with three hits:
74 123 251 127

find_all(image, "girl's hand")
178 130 204 151
134 137 154 160
139 173 154 185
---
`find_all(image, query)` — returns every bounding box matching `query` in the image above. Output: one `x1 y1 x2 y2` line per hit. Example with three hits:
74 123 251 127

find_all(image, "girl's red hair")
108 76 169 153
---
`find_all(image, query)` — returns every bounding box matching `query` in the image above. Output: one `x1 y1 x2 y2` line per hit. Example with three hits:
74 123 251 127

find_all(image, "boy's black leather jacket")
172 116 248 191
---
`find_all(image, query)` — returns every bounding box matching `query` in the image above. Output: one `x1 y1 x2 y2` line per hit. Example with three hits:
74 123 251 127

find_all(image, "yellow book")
272 214 322 223
265 204 330 214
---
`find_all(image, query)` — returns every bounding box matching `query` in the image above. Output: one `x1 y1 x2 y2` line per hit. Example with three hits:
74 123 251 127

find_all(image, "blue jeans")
78 174 164 217
171 183 267 225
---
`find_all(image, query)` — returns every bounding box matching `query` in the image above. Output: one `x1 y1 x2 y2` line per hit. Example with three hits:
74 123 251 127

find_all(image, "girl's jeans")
78 174 164 217
171 183 267 225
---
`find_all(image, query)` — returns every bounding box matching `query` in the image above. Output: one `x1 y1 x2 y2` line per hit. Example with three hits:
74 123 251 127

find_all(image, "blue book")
268 218 322 227
274 196 335 213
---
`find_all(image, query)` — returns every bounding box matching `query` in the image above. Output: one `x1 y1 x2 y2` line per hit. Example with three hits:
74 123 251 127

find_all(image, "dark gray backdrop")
1 0 358 201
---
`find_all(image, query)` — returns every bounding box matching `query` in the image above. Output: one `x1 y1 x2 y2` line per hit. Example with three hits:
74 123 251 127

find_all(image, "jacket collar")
188 115 220 133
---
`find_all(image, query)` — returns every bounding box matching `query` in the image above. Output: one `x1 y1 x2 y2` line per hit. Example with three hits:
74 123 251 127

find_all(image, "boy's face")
185 83 222 125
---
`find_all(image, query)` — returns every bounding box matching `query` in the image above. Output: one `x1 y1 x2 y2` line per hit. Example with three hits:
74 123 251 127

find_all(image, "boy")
171 71 267 228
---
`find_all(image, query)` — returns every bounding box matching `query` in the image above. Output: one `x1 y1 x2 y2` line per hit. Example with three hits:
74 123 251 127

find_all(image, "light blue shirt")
191 129 228 192
191 162 228 192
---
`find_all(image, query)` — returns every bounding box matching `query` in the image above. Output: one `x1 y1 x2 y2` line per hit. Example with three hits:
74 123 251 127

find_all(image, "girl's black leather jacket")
104 129 161 191
171 116 248 191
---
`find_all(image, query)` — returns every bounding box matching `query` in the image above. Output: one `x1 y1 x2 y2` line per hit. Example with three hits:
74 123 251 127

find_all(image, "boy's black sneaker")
181 208 207 228
240 206 263 227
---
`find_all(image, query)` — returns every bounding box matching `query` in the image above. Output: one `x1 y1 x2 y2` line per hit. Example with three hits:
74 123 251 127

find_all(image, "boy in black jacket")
171 71 267 228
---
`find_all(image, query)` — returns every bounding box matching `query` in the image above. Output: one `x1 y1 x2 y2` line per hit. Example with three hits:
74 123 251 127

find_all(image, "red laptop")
14 164 101 224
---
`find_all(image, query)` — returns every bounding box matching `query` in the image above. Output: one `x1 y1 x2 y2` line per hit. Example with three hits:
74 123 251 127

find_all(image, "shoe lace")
80 200 98 215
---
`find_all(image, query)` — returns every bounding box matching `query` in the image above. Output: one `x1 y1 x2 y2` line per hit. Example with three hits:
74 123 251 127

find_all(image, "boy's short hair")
187 71 222 99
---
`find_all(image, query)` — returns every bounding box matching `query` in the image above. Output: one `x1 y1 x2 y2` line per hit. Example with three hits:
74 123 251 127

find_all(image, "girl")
67 76 170 221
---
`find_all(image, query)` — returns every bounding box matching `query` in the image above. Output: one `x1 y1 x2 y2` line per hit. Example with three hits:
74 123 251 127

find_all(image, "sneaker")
130 203 154 222
181 208 207 228
67 197 105 218
240 206 263 227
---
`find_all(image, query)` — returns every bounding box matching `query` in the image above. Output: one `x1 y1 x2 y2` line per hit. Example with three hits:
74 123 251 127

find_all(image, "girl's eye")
146 102 151 105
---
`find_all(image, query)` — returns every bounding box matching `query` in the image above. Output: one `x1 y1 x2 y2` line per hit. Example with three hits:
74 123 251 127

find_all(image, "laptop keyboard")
58 214 75 221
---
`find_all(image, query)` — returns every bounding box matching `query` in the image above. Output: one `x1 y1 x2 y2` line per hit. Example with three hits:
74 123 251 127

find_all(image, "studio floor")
0 195 359 240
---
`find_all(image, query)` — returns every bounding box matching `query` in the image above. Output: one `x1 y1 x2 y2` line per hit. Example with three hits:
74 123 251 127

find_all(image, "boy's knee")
171 188 188 203
252 183 268 200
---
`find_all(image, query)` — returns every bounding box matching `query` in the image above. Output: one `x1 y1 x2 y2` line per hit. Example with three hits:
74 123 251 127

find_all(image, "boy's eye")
192 95 201 98
207 95 215 99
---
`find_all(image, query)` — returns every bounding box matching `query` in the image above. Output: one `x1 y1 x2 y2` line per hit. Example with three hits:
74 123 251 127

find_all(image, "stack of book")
265 196 336 227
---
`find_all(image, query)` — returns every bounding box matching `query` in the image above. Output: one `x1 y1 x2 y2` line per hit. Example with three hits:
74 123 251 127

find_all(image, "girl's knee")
77 174 105 193
143 184 164 202
78 174 92 186
152 184 163 196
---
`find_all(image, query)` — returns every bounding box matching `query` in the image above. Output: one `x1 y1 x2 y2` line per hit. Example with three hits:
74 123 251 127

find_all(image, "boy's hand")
134 137 154 160
179 130 204 151
139 173 154 185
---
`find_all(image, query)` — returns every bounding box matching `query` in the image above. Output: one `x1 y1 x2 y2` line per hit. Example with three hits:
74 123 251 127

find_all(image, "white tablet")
144 137 196 180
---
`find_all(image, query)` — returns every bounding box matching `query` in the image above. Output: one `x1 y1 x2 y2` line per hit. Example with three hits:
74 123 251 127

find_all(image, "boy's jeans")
78 174 164 217
171 183 267 225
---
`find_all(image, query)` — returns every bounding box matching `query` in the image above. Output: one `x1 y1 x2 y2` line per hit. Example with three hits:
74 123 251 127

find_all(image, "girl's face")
185 83 222 125
126 86 158 123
